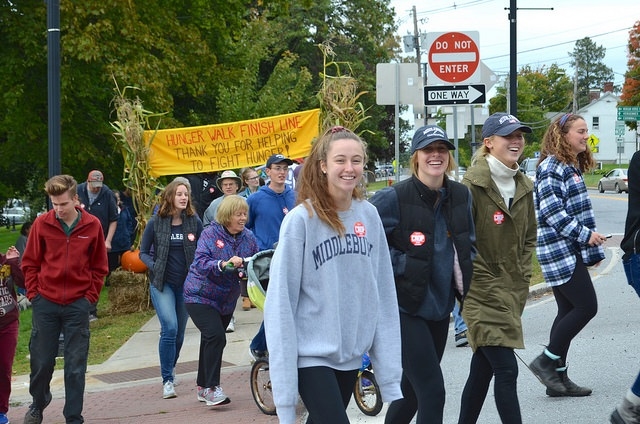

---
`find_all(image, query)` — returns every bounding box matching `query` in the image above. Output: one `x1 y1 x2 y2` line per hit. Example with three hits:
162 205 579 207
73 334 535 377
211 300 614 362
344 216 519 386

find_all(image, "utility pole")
507 1 553 117
508 0 517 116
572 62 579 113
413 5 421 76
47 0 61 178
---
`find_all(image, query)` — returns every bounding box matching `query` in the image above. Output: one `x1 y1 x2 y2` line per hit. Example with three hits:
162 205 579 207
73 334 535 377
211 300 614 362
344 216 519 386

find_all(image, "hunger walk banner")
145 109 320 177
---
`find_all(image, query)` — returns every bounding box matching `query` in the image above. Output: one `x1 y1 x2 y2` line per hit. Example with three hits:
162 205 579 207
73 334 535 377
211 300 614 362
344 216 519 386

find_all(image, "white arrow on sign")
424 84 486 105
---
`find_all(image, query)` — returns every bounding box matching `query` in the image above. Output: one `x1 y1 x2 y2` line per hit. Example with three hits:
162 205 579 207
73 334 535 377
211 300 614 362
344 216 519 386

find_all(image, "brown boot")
242 296 251 311
529 352 567 394
546 366 592 397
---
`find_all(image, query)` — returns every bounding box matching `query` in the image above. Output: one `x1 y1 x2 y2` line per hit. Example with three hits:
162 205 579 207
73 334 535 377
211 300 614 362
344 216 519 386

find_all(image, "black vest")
390 178 474 314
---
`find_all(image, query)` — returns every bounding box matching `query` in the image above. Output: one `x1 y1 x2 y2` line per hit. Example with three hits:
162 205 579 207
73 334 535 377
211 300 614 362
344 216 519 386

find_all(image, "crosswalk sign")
587 134 599 153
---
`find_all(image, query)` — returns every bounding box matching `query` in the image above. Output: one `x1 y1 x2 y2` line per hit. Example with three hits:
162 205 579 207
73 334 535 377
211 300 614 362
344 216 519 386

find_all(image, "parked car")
519 157 537 181
598 168 628 193
453 166 466 182
2 198 31 224
375 164 395 178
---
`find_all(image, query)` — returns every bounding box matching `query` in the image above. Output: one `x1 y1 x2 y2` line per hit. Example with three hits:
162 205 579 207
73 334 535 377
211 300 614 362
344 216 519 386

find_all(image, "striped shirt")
534 155 605 286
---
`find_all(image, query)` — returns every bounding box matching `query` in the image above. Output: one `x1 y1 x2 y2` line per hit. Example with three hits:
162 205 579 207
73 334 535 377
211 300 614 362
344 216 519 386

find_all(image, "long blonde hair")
538 114 597 172
296 126 367 235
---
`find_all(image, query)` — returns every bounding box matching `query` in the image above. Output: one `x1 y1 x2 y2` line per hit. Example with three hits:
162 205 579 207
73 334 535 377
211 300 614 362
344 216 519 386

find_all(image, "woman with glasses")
240 167 262 198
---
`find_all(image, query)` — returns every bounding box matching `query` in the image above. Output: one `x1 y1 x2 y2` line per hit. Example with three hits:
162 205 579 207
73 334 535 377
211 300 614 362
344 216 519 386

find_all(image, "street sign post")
588 134 600 153
617 106 640 121
426 31 480 85
424 84 486 105
615 120 626 136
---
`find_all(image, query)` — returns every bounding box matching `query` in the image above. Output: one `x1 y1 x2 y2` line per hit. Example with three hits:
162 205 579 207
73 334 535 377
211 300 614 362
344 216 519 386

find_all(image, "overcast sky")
390 0 640 88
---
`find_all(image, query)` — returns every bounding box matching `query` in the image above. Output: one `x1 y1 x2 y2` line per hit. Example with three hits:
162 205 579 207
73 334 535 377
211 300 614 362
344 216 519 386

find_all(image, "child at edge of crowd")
0 246 25 424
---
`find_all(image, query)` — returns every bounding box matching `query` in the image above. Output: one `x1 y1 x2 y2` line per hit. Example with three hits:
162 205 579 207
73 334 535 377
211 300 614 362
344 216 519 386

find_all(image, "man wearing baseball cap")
77 170 118 321
246 153 295 360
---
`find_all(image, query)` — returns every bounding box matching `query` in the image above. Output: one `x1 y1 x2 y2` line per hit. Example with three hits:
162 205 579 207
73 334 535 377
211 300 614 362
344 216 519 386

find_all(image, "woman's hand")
5 246 19 259
224 256 243 269
588 231 609 247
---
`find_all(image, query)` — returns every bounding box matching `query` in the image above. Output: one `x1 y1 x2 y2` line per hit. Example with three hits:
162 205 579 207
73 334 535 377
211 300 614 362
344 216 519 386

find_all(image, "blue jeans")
624 254 640 397
29 296 91 424
150 283 188 384
623 253 640 298
250 322 268 352
453 301 467 335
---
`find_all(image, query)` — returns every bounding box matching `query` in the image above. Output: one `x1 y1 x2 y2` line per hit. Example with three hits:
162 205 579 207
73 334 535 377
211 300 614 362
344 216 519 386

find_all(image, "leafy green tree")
620 20 640 130
0 0 400 203
488 64 573 157
569 37 615 110
258 0 401 162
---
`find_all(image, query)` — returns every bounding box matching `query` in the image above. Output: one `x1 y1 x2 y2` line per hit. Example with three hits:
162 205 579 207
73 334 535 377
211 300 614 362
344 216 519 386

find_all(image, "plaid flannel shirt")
534 156 605 286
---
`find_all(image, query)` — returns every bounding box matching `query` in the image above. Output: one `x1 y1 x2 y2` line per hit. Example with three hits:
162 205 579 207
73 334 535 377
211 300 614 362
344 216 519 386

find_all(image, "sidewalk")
7 278 559 424
8 298 382 424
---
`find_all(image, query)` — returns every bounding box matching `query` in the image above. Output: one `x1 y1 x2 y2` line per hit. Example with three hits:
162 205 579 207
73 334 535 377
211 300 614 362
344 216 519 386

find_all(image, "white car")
598 168 629 193
519 158 537 181
3 198 30 224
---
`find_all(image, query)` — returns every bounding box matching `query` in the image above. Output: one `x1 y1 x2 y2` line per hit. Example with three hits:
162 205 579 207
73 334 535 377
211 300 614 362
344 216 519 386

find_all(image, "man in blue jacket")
246 154 295 359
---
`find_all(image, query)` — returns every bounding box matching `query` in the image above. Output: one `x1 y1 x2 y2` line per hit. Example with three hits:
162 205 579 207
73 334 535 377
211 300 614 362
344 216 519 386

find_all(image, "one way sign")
424 84 486 105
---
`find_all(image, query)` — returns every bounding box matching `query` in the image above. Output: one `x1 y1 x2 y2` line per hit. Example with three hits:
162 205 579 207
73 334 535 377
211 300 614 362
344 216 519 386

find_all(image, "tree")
0 0 400 203
255 0 401 162
620 20 640 130
488 64 573 157
569 37 615 110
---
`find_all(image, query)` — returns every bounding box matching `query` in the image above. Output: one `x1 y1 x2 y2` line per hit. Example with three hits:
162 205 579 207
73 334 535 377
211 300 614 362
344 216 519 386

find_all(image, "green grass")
0 227 155 375
12 286 155 376
0 226 21 249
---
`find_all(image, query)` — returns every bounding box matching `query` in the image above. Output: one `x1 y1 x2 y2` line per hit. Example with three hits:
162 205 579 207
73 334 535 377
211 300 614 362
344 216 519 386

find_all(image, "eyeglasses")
269 166 289 172
246 176 259 181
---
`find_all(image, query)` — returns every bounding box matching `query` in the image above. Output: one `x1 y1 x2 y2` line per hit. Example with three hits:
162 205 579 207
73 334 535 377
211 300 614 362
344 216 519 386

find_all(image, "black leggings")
298 366 358 424
458 346 521 424
548 255 598 360
385 313 449 424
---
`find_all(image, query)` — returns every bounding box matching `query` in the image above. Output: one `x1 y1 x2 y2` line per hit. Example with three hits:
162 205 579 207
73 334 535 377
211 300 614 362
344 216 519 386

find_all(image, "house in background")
578 83 638 165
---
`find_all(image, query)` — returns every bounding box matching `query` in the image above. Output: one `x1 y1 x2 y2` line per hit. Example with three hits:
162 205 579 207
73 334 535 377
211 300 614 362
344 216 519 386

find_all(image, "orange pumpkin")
120 249 148 273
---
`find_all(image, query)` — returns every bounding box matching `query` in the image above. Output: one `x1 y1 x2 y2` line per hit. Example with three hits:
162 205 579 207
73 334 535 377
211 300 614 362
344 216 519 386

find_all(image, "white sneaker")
203 385 230 406
225 316 235 333
197 385 206 402
163 381 176 399
172 368 179 386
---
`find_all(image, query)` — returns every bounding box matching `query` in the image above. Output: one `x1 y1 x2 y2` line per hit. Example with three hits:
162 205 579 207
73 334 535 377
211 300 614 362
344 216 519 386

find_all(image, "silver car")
598 168 628 193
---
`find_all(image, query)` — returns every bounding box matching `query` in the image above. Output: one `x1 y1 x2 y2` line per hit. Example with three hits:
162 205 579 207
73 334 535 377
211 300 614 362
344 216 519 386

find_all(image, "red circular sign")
428 32 480 84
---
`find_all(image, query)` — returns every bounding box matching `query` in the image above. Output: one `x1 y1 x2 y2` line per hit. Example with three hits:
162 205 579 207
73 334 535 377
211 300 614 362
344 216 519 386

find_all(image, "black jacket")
621 150 640 260
370 176 475 314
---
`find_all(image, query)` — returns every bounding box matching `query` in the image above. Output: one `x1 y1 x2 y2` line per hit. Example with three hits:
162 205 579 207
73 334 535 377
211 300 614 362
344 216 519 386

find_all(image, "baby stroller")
246 249 277 415
246 248 274 312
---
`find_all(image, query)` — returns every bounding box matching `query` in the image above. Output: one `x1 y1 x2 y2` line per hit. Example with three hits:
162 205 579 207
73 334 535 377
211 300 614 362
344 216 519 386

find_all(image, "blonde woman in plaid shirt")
529 113 608 397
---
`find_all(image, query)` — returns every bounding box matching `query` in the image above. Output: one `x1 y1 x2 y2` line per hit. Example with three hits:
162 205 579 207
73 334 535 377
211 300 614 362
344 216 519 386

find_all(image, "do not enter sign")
427 31 480 85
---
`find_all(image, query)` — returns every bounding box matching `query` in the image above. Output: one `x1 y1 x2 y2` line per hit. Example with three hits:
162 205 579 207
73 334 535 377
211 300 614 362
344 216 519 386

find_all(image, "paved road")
8 237 634 423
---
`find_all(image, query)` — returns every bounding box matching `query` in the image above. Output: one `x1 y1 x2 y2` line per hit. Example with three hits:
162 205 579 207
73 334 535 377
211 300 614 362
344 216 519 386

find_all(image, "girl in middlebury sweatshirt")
264 126 402 424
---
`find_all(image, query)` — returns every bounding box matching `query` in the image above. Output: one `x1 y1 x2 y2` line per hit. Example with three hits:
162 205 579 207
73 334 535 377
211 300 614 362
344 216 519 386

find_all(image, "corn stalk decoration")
110 77 165 249
316 41 370 134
